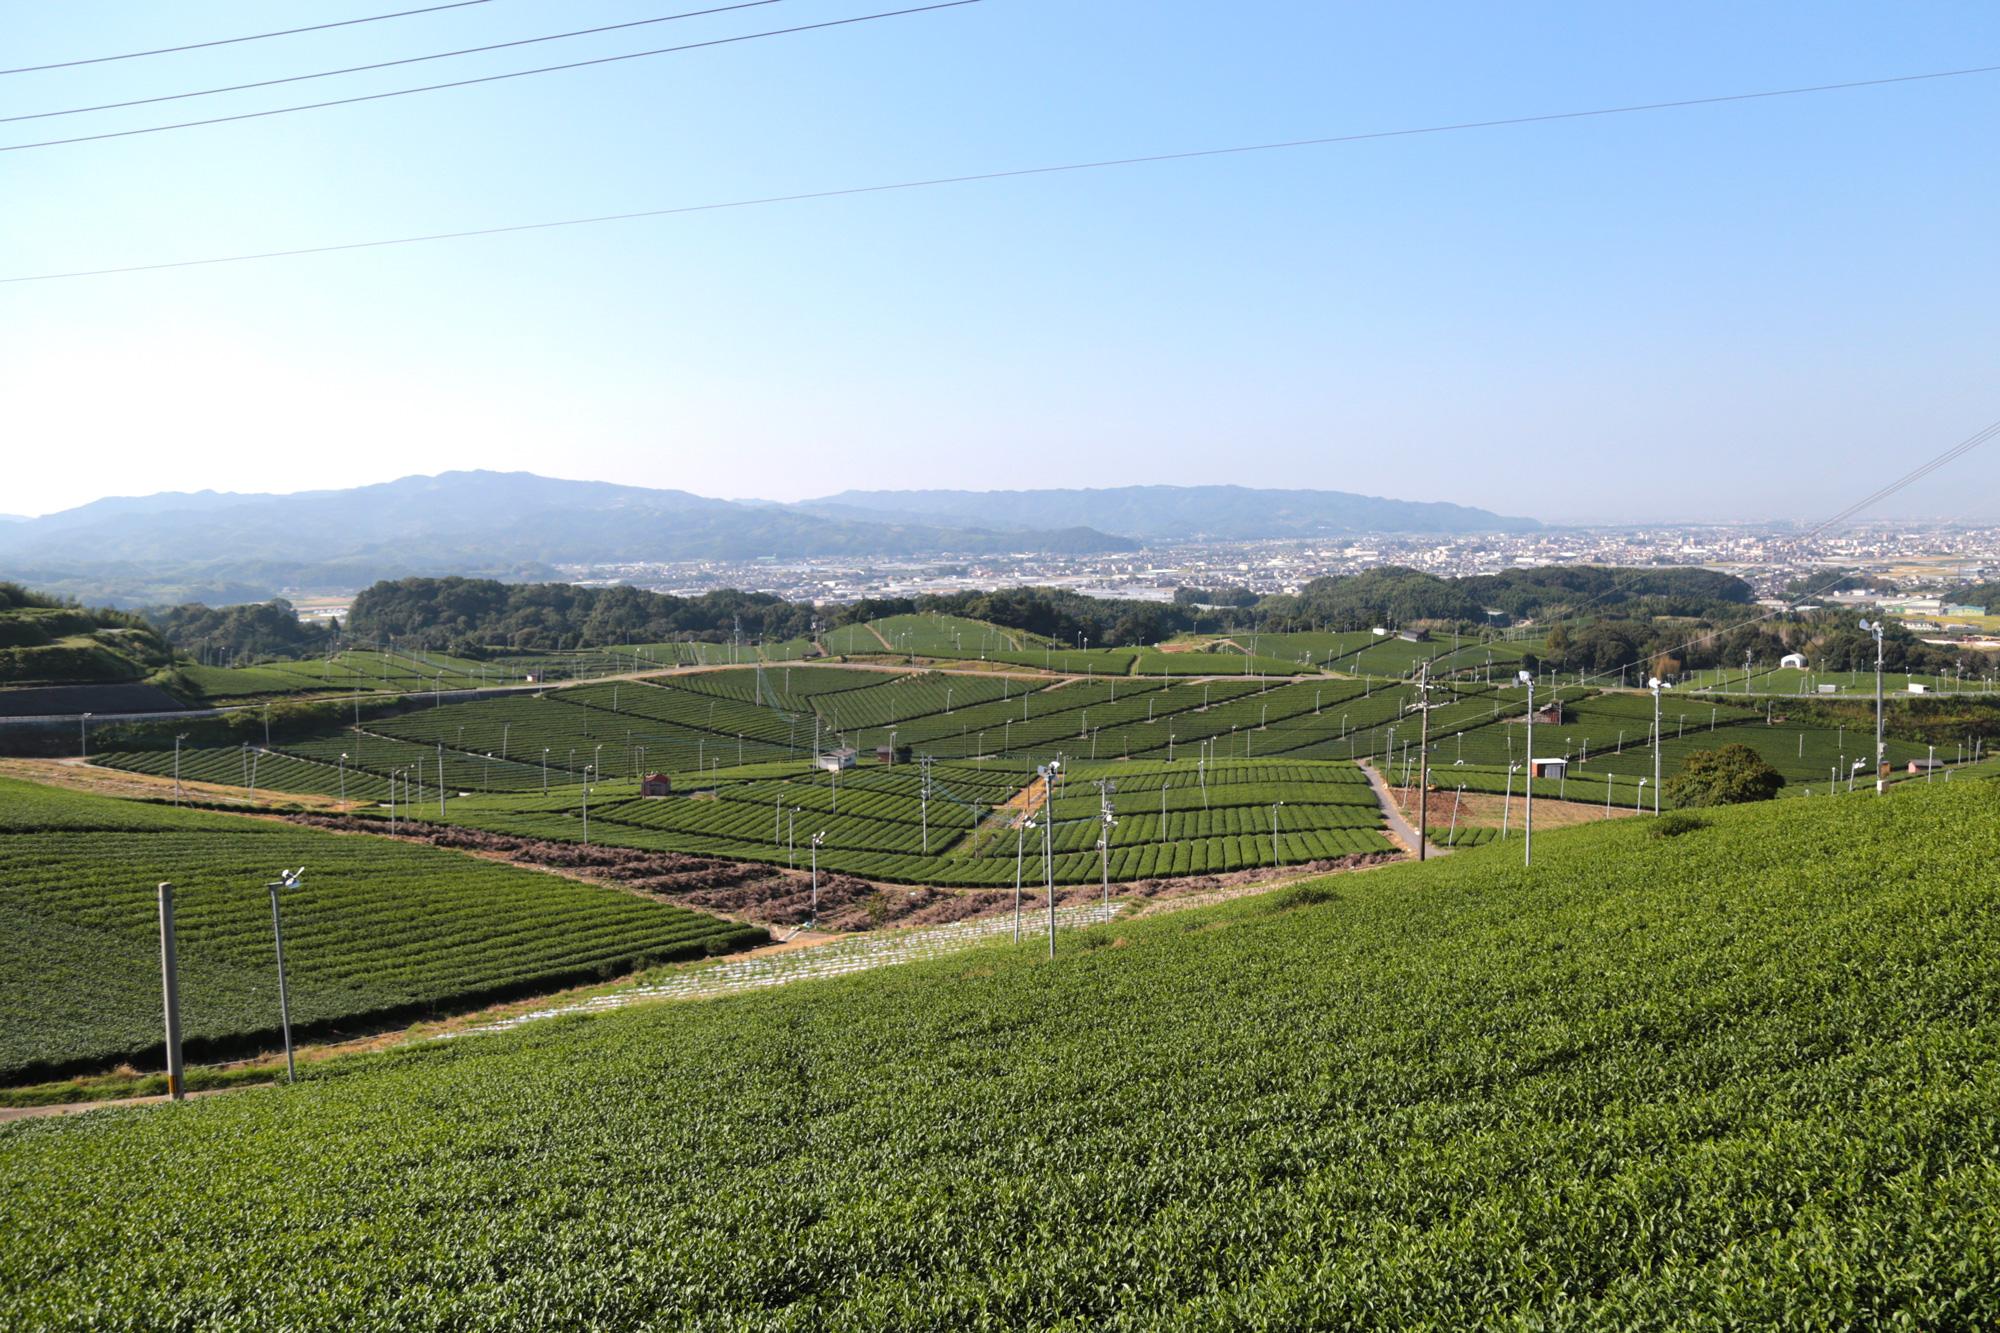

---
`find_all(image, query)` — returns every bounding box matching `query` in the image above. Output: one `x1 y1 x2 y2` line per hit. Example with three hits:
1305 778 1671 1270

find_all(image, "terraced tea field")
409 756 1393 885
0 778 762 1081
9 781 1998 1326
82 652 1997 897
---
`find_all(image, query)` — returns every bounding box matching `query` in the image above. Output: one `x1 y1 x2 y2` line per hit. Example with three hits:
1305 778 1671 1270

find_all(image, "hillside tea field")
4 781 1998 1327
0 778 763 1080
412 757 1395 885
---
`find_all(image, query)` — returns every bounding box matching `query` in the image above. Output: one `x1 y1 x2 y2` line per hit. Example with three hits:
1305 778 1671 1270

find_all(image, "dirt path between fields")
1357 759 1452 858
994 777 1048 827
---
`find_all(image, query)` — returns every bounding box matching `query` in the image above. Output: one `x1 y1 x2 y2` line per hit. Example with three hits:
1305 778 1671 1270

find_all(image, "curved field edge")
4 783 1999 1328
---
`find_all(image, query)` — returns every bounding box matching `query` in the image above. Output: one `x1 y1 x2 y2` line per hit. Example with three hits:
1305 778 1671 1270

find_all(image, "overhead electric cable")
1566 416 2000 687
0 1 500 76
0 1 981 154
5 58 1994 281
0 0 789 126
1548 418 2000 657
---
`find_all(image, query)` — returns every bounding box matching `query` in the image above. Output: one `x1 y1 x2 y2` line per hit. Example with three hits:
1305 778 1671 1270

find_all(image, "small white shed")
1779 652 1808 670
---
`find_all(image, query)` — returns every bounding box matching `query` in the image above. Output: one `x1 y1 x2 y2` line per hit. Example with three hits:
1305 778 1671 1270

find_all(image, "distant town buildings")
322 520 2000 620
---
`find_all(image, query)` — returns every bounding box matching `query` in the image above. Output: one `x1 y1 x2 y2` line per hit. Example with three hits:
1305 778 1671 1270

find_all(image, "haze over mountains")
0 471 1538 606
805 485 1538 542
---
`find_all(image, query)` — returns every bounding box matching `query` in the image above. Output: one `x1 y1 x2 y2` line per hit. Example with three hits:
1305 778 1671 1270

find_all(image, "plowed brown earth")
282 814 941 929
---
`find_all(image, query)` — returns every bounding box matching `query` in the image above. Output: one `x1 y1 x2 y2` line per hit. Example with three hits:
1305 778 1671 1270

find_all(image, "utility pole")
1042 761 1060 957
919 755 933 854
266 868 303 1083
1650 676 1663 814
1095 779 1118 912
1860 619 1886 793
1014 819 1029 944
157 883 185 1101
1519 670 1535 867
1414 662 1433 859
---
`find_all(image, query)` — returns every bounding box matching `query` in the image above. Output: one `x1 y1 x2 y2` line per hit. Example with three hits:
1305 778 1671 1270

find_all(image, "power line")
1540 418 2000 678
0 1 501 76
0 1 983 155
1568 416 2000 688
5 58 1993 283
0 1 790 126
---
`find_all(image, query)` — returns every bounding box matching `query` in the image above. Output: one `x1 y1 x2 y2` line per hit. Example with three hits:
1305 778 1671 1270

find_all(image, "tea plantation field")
0 778 763 1081
411 757 1395 885
5 781 1996 1326
80 659 1997 891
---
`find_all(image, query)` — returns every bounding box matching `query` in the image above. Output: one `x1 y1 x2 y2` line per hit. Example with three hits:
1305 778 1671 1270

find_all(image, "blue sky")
3 1 1997 524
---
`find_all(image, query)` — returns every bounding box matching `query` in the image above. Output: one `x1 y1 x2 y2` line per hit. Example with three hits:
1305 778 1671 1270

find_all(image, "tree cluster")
1664 744 1786 808
145 599 336 661
347 579 818 656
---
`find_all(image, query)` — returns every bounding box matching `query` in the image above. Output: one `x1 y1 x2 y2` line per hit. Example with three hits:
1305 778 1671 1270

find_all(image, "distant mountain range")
0 472 1538 606
803 484 1538 542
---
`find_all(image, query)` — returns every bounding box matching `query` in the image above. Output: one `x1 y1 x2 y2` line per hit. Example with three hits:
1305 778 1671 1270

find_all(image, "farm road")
1357 760 1452 859
457 902 1122 1037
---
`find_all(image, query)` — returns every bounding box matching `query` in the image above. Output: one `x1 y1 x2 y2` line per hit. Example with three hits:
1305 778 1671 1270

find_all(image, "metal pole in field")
920 756 931 854
1650 677 1663 814
1014 820 1027 943
80 711 92 758
437 741 446 816
1860 619 1886 793
810 833 824 920
582 765 593 844
266 868 303 1083
1520 671 1535 866
173 733 186 806
1415 662 1431 860
157 882 185 1101
1043 763 1059 957
338 752 348 803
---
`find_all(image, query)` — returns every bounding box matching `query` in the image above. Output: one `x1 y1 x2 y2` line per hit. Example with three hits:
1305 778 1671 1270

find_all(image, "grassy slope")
4 784 1999 1327
0 778 764 1080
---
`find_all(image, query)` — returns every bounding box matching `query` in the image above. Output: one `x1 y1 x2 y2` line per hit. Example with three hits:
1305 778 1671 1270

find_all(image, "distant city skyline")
5 2 1998 523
